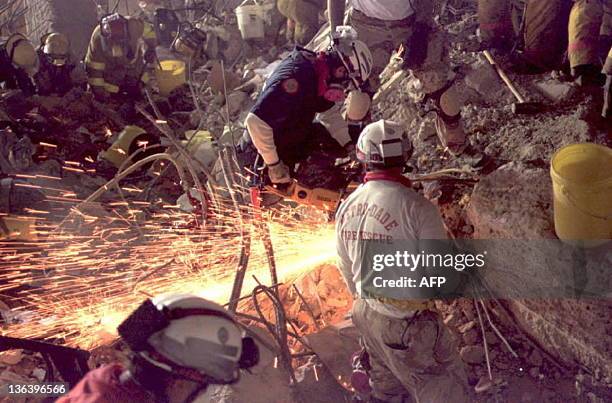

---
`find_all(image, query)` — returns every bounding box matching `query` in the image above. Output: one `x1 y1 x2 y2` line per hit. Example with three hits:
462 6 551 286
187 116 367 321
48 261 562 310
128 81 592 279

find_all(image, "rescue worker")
84 13 157 101
34 33 81 96
0 33 37 95
477 0 572 73
243 26 372 186
327 0 468 156
478 0 611 82
567 0 611 87
277 0 325 45
137 0 181 49
335 119 469 403
57 294 259 403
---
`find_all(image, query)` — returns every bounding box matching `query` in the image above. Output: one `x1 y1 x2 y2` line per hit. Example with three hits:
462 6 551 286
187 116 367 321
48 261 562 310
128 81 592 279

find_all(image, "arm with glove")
244 113 291 184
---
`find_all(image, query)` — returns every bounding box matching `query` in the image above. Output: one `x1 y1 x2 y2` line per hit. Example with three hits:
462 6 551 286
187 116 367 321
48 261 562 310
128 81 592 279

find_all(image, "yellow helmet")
5 34 38 74
101 126 161 168
41 33 70 66
0 216 38 241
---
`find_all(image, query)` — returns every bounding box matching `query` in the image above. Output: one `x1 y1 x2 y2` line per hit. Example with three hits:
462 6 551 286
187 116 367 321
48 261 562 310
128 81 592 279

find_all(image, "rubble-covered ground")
1 1 611 403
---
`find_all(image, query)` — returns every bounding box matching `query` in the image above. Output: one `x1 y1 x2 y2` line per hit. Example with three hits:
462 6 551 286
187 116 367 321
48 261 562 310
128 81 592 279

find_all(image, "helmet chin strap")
314 52 347 102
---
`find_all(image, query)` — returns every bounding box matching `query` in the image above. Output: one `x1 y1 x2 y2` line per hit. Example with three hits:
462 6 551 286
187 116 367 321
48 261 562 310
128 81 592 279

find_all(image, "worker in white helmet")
57 294 259 403
0 33 37 95
335 120 469 403
241 26 374 189
327 0 468 156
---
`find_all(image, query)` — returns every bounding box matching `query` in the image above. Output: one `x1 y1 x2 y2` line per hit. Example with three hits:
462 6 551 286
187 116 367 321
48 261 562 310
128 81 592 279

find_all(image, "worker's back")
335 179 447 309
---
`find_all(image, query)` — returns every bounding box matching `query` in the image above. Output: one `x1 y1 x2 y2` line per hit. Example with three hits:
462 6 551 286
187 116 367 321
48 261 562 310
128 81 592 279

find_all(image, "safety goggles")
46 54 67 66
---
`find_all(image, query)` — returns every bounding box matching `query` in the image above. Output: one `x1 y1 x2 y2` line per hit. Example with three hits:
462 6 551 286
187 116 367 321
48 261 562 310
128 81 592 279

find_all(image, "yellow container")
155 60 186 96
550 143 612 243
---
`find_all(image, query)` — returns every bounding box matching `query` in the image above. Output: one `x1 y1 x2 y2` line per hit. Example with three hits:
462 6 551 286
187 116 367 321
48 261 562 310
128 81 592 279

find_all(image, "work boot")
434 113 466 156
572 64 606 88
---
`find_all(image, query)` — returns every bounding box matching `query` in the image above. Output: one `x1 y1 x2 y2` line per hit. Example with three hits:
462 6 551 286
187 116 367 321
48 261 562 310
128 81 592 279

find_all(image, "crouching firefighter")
241 26 373 193
34 33 83 96
84 13 156 102
0 33 37 95
57 294 259 403
335 120 469 403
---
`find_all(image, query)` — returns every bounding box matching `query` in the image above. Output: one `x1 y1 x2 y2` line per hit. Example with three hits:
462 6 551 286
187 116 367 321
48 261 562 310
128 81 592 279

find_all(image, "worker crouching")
84 13 156 102
0 33 38 95
34 33 85 96
242 26 372 187
335 120 469 403
57 294 259 403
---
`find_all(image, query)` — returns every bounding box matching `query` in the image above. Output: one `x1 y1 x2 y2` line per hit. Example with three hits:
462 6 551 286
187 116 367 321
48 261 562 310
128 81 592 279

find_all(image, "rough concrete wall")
24 0 97 60
0 0 28 35
467 162 612 383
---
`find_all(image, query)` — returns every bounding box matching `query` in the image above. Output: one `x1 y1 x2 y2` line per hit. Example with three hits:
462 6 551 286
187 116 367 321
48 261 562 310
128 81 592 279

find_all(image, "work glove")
267 160 291 184
402 22 431 70
603 75 611 119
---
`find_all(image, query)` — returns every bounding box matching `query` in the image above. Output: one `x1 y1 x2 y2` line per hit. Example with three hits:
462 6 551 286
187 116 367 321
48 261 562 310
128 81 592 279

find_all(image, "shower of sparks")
0 178 336 350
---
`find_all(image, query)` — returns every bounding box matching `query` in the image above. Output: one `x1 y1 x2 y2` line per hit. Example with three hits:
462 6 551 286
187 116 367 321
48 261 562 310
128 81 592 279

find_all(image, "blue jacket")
250 48 334 137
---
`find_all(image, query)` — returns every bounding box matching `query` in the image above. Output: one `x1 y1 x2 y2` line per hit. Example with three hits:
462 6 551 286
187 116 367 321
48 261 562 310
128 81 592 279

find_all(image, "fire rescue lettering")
339 202 399 244
340 229 393 244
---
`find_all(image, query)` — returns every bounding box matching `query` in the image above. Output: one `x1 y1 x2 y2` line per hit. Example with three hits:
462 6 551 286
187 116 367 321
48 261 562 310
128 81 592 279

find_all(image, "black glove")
603 75 611 119
403 22 431 70
15 70 36 96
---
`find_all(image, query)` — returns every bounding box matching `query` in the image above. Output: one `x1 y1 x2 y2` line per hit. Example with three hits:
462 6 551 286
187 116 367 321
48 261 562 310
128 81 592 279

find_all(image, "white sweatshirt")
352 0 415 21
335 179 447 317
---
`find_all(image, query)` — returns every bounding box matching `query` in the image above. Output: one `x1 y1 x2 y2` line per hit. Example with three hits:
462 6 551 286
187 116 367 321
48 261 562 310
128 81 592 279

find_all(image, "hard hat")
101 126 146 168
346 90 371 121
42 33 70 66
100 126 162 169
330 26 373 88
6 34 38 74
356 119 413 169
118 294 259 385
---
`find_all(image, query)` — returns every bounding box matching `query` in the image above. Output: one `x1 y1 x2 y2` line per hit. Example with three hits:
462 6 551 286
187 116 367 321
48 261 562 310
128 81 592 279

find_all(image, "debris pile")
0 0 610 402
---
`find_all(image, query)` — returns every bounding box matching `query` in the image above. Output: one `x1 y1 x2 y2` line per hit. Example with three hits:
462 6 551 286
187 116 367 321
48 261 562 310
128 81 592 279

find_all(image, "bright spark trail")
0 176 336 350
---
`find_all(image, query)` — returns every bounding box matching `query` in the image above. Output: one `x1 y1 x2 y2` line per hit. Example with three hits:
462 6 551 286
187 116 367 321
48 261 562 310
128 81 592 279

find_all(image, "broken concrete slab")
467 162 555 239
534 79 576 103
467 162 612 382
305 320 361 388
465 59 505 101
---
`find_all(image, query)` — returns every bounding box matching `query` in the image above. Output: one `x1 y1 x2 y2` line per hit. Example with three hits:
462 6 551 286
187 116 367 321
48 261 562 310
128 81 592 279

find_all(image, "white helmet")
356 120 413 169
330 26 373 88
118 294 258 385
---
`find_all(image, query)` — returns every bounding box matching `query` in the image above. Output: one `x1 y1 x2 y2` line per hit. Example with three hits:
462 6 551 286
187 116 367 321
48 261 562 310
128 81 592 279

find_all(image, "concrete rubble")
0 0 610 402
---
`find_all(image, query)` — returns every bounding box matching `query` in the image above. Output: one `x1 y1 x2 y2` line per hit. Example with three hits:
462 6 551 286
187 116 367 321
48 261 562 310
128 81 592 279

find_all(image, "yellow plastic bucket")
155 60 186 96
550 143 612 243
